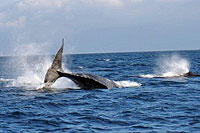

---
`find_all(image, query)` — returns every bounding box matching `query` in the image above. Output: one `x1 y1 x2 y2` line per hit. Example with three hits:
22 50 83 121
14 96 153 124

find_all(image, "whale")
44 39 118 89
131 71 200 79
134 71 200 79
182 71 200 77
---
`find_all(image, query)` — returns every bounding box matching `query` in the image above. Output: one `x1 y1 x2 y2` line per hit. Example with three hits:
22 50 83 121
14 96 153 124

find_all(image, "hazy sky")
0 0 200 55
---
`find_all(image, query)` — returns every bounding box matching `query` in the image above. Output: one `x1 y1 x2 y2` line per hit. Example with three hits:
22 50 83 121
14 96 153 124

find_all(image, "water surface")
0 50 200 132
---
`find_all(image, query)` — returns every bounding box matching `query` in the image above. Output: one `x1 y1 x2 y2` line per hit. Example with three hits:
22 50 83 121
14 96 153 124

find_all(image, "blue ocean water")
0 50 200 132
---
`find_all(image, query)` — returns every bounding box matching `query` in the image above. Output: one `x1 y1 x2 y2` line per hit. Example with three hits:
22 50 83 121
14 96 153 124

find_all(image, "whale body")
57 71 117 89
183 72 200 77
44 40 118 89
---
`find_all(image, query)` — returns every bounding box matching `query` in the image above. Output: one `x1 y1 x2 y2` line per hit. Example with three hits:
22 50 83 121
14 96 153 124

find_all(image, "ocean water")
0 50 200 132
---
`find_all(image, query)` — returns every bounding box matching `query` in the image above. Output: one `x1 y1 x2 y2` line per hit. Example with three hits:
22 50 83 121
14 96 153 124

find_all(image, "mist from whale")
44 40 118 89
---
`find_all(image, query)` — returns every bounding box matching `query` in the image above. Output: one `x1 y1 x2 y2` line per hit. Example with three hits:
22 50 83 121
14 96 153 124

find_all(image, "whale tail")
44 39 64 84
43 39 117 89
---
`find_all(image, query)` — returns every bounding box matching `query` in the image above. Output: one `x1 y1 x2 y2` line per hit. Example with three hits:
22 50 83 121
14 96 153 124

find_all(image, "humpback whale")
182 71 200 77
44 39 118 89
136 71 200 79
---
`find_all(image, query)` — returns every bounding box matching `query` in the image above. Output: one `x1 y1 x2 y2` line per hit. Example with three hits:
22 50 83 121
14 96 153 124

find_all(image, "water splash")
10 55 52 89
139 74 155 78
52 77 78 89
0 78 14 82
158 54 190 76
8 43 76 90
140 54 190 78
104 59 110 62
114 81 141 88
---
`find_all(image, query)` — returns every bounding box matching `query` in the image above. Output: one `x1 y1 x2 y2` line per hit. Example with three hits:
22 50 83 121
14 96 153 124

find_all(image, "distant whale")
182 71 200 77
136 71 200 79
44 40 118 89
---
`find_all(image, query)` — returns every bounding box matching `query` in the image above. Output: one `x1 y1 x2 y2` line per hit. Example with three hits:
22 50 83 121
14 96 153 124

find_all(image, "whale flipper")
44 39 117 89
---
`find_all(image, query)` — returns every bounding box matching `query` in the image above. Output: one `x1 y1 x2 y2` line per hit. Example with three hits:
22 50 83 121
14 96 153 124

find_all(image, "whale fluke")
44 40 64 84
44 39 118 89
51 44 63 71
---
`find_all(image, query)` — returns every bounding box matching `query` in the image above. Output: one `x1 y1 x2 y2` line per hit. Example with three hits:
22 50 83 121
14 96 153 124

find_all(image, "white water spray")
140 54 190 78
114 81 141 88
8 43 76 90
158 54 190 77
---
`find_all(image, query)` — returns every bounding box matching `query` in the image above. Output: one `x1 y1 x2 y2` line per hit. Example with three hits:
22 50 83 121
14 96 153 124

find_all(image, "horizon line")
0 48 199 57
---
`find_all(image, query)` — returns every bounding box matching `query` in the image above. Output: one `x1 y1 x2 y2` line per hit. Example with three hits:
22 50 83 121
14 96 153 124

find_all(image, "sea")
0 50 200 132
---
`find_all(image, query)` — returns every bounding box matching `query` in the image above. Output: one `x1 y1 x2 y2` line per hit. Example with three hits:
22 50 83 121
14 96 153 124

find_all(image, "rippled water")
0 50 200 132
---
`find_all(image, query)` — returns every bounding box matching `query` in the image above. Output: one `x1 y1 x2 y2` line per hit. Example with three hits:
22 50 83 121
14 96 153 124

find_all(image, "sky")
0 0 200 55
